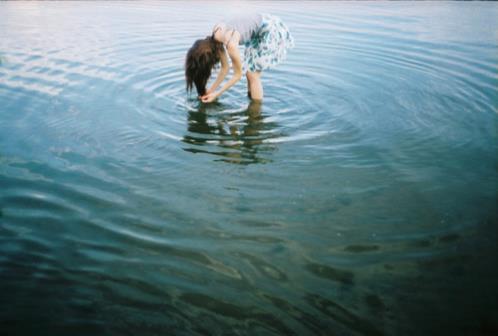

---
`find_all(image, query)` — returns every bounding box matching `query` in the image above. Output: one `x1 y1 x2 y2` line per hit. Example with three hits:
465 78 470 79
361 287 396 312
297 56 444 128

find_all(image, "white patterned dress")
216 13 295 72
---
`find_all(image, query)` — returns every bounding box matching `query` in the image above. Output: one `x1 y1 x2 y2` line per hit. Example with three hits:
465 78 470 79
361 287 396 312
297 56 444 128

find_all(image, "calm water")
1 1 497 335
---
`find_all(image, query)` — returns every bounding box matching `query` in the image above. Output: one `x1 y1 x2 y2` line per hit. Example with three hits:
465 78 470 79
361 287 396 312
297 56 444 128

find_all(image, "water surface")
1 1 497 335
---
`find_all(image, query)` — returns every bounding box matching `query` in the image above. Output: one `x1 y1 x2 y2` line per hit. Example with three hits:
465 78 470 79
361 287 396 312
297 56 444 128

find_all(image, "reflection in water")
183 100 279 164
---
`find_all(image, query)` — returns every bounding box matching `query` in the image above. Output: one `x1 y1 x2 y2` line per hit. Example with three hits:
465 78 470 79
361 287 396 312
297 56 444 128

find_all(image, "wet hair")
185 36 223 96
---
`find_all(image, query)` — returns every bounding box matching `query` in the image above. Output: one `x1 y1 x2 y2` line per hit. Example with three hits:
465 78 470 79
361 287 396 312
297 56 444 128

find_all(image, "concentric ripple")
1 1 497 335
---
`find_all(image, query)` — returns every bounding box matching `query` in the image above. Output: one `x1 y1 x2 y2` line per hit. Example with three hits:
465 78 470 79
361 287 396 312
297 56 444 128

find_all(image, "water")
1 1 497 335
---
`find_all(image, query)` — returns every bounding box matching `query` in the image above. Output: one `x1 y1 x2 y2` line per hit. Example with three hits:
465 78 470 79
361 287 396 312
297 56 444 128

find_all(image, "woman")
185 13 294 102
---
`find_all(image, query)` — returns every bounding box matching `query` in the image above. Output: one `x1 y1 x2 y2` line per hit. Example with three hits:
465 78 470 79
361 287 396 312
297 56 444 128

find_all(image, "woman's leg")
246 71 263 100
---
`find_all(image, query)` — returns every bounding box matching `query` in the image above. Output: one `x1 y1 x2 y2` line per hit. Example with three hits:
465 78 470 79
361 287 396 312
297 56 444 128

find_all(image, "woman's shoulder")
211 22 226 42
212 22 226 33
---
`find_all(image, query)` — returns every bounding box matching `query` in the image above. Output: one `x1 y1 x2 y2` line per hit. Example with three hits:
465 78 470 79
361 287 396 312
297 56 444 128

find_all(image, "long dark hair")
185 36 223 96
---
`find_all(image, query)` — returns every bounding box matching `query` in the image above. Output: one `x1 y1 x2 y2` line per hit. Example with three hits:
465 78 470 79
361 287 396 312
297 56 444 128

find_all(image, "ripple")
1 1 497 335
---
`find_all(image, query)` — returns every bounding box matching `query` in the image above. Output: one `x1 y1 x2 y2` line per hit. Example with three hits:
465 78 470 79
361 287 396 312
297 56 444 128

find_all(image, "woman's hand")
198 88 213 100
200 91 219 103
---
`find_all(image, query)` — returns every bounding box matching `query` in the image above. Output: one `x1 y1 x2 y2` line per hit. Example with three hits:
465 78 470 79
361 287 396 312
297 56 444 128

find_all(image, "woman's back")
223 13 263 44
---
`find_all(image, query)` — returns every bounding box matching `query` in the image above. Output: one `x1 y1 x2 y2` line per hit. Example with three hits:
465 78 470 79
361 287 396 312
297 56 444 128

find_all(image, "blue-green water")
1 1 497 335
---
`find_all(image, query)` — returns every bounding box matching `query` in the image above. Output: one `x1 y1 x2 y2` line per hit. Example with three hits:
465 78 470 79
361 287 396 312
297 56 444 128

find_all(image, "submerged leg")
246 74 251 99
246 71 263 100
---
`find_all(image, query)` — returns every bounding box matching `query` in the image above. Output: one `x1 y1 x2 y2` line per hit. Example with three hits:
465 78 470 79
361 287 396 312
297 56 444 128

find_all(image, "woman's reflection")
183 100 278 164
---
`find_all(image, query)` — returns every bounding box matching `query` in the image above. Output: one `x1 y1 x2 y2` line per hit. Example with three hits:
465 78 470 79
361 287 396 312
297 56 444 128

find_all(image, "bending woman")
185 13 294 103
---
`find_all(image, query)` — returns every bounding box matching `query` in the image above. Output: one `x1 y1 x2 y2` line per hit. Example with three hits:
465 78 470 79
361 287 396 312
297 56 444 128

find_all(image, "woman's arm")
201 32 243 103
204 49 229 96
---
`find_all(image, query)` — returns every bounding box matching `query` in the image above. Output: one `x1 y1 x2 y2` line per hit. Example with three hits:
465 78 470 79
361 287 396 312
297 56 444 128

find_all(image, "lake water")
1 1 497 335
